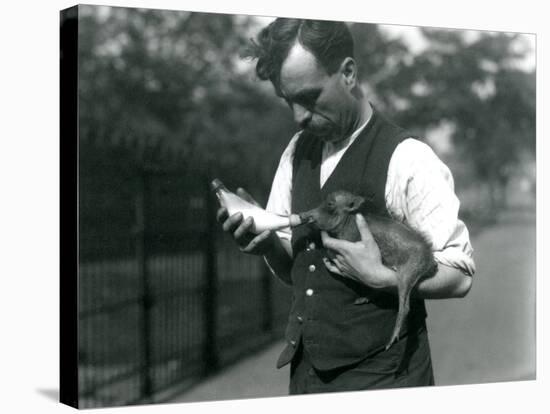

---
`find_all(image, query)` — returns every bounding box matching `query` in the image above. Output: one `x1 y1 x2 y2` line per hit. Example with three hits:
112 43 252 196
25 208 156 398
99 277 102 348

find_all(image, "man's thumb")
356 213 375 244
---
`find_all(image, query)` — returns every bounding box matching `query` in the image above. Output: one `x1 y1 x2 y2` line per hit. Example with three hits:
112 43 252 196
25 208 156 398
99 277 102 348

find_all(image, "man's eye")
299 92 321 108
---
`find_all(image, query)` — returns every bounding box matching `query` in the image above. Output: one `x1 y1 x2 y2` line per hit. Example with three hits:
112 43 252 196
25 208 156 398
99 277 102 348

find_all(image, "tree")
78 6 296 197
352 24 535 210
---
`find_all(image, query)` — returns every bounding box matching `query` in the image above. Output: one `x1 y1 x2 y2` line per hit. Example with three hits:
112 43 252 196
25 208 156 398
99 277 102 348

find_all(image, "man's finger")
222 212 243 232
241 230 270 253
356 213 376 244
321 231 347 253
216 206 228 223
234 216 255 240
335 254 346 263
322 257 343 275
332 257 345 273
236 187 260 206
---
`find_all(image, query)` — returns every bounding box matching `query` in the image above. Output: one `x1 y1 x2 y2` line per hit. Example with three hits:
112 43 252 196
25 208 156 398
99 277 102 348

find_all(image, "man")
217 18 475 394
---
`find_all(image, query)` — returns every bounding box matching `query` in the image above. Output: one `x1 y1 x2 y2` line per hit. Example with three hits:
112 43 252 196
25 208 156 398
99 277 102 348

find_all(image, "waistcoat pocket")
352 335 407 374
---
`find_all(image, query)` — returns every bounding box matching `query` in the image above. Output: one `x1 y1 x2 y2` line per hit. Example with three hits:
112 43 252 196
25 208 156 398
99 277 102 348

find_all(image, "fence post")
135 168 154 402
204 176 219 372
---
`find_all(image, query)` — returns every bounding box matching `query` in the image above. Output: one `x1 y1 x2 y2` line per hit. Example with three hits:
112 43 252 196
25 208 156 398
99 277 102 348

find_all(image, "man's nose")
292 104 312 128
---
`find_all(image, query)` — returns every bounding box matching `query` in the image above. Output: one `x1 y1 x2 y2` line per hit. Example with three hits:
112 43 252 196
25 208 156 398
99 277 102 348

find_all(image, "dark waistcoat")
276 110 427 371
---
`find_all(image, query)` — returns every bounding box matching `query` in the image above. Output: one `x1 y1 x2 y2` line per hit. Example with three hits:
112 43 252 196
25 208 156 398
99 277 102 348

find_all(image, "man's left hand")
321 213 398 290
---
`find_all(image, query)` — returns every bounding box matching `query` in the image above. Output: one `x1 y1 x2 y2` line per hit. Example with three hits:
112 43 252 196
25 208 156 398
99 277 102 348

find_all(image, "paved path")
426 215 536 385
171 341 289 403
171 214 536 403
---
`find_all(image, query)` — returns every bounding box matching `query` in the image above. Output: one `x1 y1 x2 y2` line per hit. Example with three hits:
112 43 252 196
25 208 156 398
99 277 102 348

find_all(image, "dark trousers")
289 327 435 394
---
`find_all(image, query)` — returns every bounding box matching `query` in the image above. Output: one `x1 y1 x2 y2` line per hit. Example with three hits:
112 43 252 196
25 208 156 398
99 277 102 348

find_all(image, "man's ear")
347 195 365 213
340 57 357 90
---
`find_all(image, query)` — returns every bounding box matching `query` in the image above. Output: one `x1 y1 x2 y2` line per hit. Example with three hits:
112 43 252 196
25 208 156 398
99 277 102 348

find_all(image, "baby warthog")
298 191 438 349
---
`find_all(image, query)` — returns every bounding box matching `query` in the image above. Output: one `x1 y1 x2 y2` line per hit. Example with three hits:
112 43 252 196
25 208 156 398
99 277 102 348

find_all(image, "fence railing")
78 158 291 408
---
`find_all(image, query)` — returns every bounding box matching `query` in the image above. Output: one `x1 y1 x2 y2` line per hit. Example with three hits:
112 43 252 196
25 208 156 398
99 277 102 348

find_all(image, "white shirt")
266 117 476 276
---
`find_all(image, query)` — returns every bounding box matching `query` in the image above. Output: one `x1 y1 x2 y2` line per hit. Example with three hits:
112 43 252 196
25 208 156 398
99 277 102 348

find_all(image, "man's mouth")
304 117 336 136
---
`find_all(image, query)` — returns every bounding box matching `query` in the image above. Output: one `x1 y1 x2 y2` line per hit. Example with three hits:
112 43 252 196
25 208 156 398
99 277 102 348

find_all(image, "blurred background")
70 4 536 408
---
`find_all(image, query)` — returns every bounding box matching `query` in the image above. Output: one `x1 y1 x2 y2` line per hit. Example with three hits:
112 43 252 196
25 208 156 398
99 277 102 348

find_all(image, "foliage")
78 6 535 208
78 6 295 199
350 24 535 208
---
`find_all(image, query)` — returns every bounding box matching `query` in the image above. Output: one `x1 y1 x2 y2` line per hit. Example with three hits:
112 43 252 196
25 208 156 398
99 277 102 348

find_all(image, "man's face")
278 43 358 142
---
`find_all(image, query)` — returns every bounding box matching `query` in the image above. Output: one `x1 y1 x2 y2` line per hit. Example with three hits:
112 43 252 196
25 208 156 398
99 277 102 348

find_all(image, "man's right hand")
216 188 293 284
216 188 276 255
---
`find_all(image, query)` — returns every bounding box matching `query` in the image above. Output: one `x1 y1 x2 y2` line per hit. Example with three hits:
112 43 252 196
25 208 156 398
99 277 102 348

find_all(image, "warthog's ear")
346 195 365 213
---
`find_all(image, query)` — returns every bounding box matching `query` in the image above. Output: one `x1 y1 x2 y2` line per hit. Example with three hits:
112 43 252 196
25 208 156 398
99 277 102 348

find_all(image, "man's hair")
243 18 354 89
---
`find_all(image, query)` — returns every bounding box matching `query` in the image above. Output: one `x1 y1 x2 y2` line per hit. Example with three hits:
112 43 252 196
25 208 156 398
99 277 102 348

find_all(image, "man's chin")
313 131 345 143
305 128 338 142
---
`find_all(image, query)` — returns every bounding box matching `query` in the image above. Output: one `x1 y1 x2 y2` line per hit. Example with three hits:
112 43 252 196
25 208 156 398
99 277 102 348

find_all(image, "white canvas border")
0 0 545 413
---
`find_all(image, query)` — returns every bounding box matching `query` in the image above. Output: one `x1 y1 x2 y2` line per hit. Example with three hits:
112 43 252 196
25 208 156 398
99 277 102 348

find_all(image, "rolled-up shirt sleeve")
386 138 476 276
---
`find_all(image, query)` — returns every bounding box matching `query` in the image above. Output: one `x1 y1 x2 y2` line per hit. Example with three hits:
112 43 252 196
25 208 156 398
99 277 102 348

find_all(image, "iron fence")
77 147 291 408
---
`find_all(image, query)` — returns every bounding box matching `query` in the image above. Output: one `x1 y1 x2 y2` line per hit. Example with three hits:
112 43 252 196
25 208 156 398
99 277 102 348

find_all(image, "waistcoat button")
308 264 316 272
306 288 314 296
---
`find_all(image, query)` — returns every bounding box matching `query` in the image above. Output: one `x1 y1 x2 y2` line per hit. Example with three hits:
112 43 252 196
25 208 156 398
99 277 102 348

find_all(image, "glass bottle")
211 178 302 234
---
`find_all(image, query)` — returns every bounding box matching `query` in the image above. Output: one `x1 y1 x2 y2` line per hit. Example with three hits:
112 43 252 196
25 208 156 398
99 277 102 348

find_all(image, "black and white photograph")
58 3 537 409
2 1 545 413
